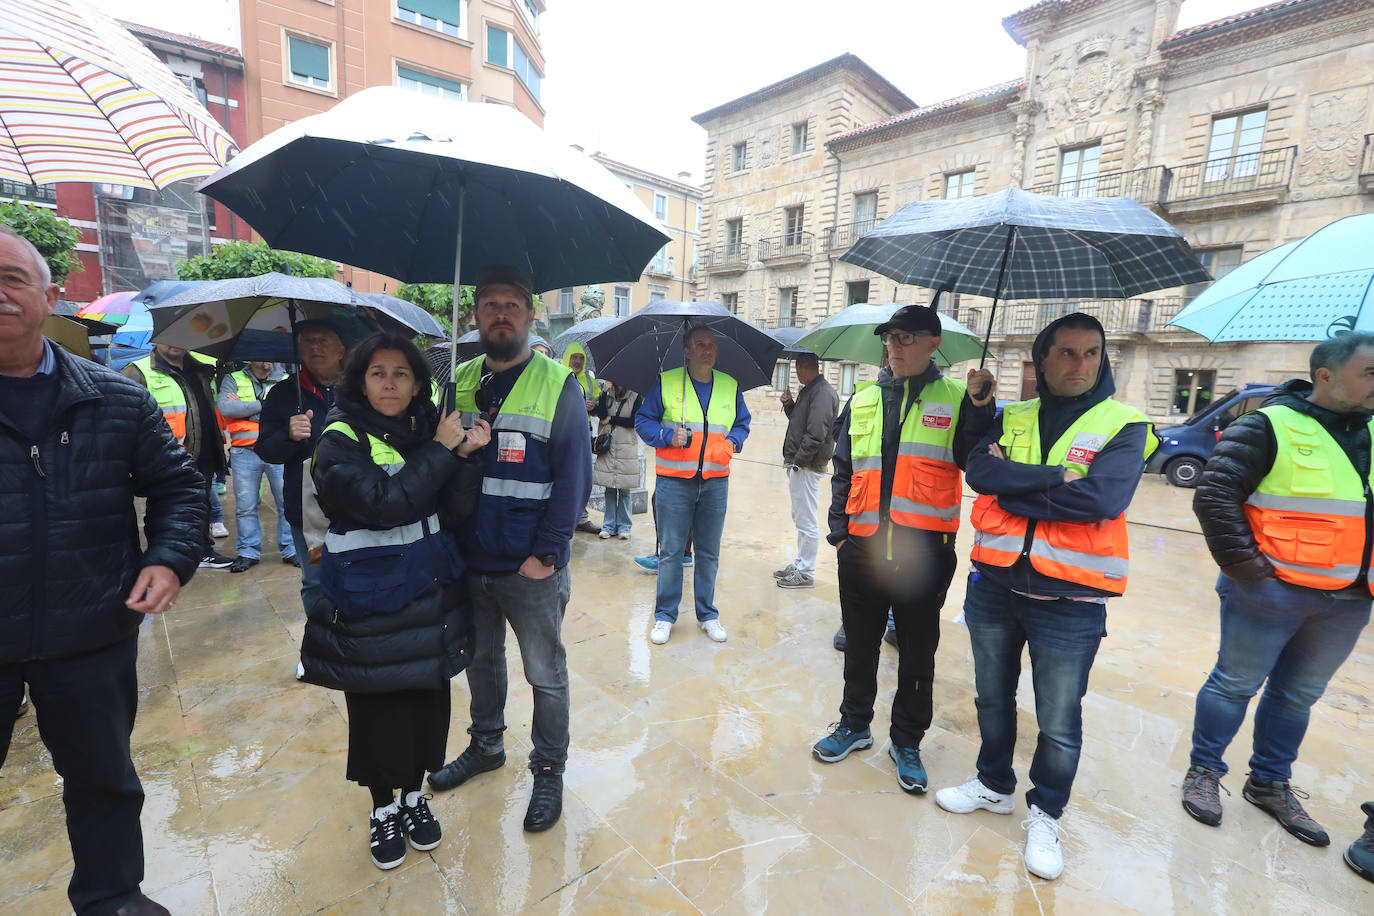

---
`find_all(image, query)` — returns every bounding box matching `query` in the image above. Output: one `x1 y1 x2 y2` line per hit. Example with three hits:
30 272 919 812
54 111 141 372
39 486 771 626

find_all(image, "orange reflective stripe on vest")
655 368 738 479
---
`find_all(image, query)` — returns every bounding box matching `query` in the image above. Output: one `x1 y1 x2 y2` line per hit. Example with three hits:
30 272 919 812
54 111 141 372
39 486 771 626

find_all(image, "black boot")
524 764 563 832
1344 801 1374 882
427 744 505 792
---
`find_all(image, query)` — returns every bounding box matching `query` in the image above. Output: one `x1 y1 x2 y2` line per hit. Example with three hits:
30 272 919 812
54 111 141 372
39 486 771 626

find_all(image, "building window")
648 284 667 302
1206 109 1267 182
654 193 667 221
846 280 870 306
396 66 465 102
853 192 877 234
731 142 747 172
784 206 804 245
1186 247 1244 299
839 363 857 396
792 121 809 155
517 0 539 29
1173 369 1216 416
486 25 541 103
287 35 331 90
722 292 738 313
1058 143 1101 198
778 286 797 326
613 285 631 316
557 288 574 314
649 244 670 274
395 0 464 38
773 361 791 391
944 170 976 199
725 219 743 255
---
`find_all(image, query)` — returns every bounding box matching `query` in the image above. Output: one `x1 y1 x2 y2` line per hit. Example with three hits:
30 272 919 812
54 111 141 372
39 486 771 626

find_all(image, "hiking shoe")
935 774 1015 815
883 627 898 648
427 745 506 792
229 555 259 573
1181 765 1227 826
1022 805 1064 879
682 554 693 566
199 552 234 569
1243 776 1330 846
812 723 873 763
400 793 442 850
1344 801 1374 882
524 766 563 832
369 803 406 869
650 620 672 644
633 554 659 573
700 619 727 642
889 744 928 794
777 570 815 589
210 521 229 538
833 625 846 652
773 563 796 579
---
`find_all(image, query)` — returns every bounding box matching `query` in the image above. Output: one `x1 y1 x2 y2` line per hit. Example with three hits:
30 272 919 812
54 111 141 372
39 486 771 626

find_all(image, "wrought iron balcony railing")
1166 146 1296 203
823 220 878 251
756 231 813 261
955 297 1192 340
698 244 749 272
1026 164 1172 206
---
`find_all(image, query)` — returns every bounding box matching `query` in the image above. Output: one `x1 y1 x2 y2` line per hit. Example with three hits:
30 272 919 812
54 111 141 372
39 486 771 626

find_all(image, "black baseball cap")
874 304 942 337
474 264 534 308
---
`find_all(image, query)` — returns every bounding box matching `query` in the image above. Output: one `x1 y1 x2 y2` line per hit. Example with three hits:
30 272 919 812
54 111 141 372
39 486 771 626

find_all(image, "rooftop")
828 79 1025 151
119 20 243 62
692 53 915 126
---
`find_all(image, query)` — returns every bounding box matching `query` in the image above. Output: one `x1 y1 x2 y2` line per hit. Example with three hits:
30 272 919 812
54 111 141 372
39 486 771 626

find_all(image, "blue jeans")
229 446 293 560
601 488 633 535
290 523 321 616
209 475 223 524
1190 574 1370 782
466 567 572 772
963 571 1106 819
653 475 728 623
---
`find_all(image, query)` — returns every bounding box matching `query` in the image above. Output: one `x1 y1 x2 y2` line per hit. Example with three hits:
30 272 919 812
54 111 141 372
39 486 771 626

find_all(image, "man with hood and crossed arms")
935 313 1157 882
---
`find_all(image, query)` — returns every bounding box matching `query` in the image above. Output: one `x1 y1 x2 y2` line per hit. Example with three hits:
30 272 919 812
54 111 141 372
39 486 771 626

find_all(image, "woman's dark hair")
339 332 433 411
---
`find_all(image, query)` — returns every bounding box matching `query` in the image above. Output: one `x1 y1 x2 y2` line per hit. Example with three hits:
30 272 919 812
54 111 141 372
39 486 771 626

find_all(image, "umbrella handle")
977 229 1017 377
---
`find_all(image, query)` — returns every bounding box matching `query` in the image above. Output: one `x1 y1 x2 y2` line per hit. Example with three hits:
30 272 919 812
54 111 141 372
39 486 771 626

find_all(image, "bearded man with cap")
813 304 995 795
427 265 592 834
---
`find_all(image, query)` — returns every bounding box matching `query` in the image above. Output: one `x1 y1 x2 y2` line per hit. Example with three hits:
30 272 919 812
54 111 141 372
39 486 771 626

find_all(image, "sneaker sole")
1344 848 1373 879
889 746 928 794
935 790 1014 815
1242 787 1330 846
1024 856 1063 881
407 833 442 851
427 756 505 791
1181 798 1222 827
812 735 873 763
777 581 815 589
370 851 405 870
650 631 671 645
633 562 657 574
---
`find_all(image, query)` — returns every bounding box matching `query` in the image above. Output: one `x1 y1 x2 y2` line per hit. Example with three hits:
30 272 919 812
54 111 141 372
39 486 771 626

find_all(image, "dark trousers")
1 635 144 915
837 536 957 747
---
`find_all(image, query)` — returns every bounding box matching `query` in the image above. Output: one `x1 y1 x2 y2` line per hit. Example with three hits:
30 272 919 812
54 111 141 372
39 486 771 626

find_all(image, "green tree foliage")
394 284 542 334
176 240 336 281
0 201 81 284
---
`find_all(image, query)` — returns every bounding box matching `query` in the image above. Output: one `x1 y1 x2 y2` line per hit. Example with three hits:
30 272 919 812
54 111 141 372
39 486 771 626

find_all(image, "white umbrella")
0 0 236 188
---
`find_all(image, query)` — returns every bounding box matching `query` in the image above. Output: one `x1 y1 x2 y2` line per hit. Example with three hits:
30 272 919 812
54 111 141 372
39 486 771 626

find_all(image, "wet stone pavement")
3 418 1373 914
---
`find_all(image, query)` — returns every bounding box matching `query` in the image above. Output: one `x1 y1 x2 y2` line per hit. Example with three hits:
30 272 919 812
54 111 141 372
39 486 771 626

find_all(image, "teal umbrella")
795 303 991 367
1167 212 1374 341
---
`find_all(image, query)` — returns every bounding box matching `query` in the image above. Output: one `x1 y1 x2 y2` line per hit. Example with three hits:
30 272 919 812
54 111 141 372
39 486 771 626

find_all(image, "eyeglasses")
880 331 933 347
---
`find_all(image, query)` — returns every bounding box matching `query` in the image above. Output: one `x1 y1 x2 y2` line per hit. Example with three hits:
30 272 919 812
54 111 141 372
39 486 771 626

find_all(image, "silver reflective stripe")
897 442 955 463
324 514 438 552
705 423 730 435
1267 556 1361 580
493 413 554 438
482 478 553 499
850 510 879 528
656 458 702 472
1245 492 1364 518
702 461 729 474
974 531 1025 554
851 456 883 473
676 421 706 432
1030 540 1129 579
891 496 958 521
381 462 403 477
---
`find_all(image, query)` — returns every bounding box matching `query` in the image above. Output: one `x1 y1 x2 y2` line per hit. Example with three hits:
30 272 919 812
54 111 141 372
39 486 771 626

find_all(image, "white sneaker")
210 521 229 538
650 620 672 645
1021 804 1064 880
700 619 727 642
935 774 1015 815
598 530 612 539
617 532 630 540
295 660 306 681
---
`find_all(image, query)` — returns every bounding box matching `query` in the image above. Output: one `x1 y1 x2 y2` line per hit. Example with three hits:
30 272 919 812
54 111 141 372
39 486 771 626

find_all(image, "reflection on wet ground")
3 419 1371 914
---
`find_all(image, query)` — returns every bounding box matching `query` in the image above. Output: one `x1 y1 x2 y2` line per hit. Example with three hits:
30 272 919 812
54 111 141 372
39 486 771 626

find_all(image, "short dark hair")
339 332 433 410
293 319 344 342
686 325 714 345
1042 313 1104 355
794 352 819 371
1310 332 1374 380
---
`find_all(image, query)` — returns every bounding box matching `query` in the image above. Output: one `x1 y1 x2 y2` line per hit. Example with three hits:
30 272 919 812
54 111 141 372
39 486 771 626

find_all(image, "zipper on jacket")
30 445 44 478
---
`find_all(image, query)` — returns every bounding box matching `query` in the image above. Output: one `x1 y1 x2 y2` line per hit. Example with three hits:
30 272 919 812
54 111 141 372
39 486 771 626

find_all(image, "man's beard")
480 326 528 361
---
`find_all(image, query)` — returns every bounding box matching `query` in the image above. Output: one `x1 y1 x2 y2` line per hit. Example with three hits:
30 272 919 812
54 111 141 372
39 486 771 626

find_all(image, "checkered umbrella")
840 187 1211 367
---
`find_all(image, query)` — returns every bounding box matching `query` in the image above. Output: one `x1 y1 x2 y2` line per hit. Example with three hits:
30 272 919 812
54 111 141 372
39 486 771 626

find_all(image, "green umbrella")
795 303 992 367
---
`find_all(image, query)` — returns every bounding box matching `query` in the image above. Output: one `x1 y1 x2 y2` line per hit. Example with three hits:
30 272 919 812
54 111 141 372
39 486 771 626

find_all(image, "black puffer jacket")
0 347 205 663
1193 378 1373 587
301 393 482 693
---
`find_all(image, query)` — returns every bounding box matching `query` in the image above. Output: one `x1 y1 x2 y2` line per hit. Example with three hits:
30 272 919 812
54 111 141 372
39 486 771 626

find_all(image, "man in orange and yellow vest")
934 313 1155 883
217 361 295 573
1182 333 1374 851
813 304 995 795
635 325 751 646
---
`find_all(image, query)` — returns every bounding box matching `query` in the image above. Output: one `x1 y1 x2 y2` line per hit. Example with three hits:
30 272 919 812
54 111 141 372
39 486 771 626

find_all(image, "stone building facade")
691 0 1374 423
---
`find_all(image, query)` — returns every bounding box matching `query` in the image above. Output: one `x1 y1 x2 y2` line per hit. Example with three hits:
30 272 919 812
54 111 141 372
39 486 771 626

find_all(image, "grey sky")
103 0 1259 184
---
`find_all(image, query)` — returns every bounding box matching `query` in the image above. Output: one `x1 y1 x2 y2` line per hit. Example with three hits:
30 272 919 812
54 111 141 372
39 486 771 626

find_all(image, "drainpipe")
825 144 842 318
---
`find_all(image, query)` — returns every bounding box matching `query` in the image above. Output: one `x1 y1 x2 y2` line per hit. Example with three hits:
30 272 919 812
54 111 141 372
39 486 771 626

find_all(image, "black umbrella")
766 326 814 355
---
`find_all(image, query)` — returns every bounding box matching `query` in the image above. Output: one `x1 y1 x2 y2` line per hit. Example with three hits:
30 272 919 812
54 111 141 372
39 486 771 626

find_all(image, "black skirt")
343 686 450 788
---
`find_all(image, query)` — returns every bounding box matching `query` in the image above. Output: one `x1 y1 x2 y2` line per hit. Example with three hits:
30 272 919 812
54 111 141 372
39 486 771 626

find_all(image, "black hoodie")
964 313 1153 600
1193 377 1372 594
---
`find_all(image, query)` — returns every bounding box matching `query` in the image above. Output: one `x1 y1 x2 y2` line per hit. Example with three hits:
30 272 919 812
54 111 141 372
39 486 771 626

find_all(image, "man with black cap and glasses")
813 304 995 801
427 265 591 834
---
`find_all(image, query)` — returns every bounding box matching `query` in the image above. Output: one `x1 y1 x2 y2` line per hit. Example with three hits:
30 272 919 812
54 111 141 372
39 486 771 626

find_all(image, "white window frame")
557 288 574 314
654 193 667 221
1058 144 1101 198
394 0 466 40
721 292 738 313
792 121 809 156
284 32 334 94
778 286 798 325
773 361 791 392
613 285 631 317
731 142 747 172
486 25 541 102
396 64 467 102
839 363 857 396
944 170 976 199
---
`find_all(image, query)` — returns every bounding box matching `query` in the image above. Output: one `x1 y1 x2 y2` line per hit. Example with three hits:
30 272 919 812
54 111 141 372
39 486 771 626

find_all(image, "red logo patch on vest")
922 403 954 430
1065 432 1108 466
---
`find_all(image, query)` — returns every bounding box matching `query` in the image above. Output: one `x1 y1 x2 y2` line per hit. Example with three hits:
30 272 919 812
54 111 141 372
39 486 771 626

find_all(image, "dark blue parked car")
1147 384 1278 487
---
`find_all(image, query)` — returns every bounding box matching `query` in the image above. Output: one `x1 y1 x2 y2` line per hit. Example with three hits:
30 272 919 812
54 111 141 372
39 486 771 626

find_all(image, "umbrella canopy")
55 299 117 335
765 326 813 355
841 188 1211 300
583 300 783 394
1167 213 1374 341
796 303 992 367
0 0 235 188
353 291 447 339
552 315 624 357
76 291 145 328
196 87 670 294
43 314 92 359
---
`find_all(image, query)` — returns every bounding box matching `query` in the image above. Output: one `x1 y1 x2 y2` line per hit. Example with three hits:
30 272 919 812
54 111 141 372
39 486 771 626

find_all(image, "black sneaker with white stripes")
369 804 406 869
400 793 442 850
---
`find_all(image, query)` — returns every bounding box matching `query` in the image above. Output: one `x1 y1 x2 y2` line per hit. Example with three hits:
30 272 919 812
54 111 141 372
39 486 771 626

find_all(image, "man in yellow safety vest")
217 361 294 572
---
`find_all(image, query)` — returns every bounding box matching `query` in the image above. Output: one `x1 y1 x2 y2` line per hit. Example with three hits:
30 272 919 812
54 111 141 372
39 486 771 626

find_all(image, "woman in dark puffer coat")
304 332 489 870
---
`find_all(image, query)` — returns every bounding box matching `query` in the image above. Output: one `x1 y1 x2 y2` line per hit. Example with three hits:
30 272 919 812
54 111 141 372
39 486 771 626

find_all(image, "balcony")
823 220 878 251
699 244 749 276
644 255 674 279
0 179 58 206
954 297 1192 340
1163 146 1296 218
757 231 813 266
1026 165 1172 208
761 314 805 329
1361 134 1374 193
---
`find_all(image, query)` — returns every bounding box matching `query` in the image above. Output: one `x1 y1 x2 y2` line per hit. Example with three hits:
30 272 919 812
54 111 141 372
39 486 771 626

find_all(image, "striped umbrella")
0 0 236 188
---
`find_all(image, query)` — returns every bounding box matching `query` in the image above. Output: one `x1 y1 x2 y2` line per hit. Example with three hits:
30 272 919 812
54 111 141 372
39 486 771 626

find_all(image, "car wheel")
1165 456 1204 488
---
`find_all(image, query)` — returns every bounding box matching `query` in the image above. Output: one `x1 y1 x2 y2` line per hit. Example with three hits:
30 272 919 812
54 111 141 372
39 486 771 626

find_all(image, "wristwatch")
538 554 557 568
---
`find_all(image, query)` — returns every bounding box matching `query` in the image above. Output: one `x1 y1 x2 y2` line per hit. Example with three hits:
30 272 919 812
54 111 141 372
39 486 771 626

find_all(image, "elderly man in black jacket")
0 226 205 916
1183 333 1374 849
776 351 840 589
